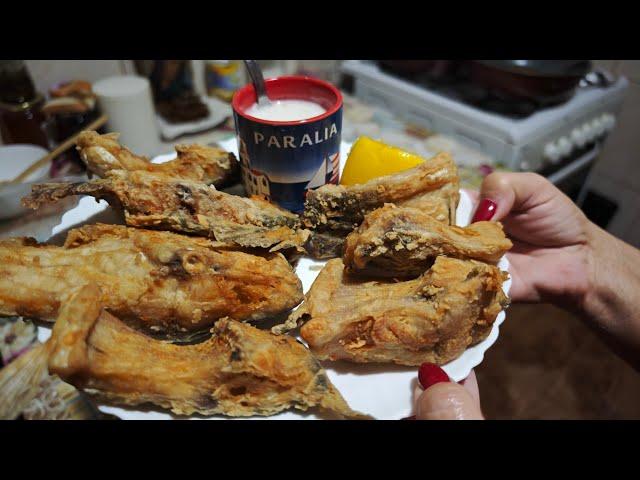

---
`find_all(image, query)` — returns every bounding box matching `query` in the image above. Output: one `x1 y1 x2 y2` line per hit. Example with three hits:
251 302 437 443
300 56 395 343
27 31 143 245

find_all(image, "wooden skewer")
9 113 108 184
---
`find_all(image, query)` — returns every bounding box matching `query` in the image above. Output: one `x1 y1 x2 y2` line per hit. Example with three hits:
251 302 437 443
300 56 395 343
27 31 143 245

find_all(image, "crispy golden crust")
47 285 365 418
296 257 509 366
302 152 460 258
0 224 303 336
22 171 310 253
343 204 513 278
76 130 240 188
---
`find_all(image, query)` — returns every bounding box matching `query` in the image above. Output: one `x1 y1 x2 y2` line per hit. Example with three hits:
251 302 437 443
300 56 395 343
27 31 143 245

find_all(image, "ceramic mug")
232 76 343 212
93 75 159 156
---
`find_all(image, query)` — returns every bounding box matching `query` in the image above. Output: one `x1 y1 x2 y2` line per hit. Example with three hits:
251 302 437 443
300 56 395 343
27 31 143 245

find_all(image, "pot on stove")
468 60 593 108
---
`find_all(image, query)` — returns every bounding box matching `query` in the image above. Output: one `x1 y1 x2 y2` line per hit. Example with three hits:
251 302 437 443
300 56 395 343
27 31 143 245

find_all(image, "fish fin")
319 377 373 420
48 284 104 378
271 303 310 335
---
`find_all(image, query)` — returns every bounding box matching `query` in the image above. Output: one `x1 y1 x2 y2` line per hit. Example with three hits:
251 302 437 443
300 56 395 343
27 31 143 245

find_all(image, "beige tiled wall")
588 60 640 247
24 60 130 94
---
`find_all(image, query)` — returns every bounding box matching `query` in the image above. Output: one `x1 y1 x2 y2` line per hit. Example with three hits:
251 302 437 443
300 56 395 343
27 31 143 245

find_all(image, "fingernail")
418 363 450 389
471 198 497 222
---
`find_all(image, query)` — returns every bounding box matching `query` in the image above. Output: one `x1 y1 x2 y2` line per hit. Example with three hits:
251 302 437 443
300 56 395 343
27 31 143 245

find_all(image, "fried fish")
343 204 513 278
76 130 240 188
289 257 508 366
302 152 460 258
22 170 310 253
0 224 303 336
41 284 364 418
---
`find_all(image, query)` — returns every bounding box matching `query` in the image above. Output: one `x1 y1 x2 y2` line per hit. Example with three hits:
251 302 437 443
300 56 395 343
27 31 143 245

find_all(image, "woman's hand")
471 172 640 366
413 364 483 420
470 172 592 307
411 172 640 419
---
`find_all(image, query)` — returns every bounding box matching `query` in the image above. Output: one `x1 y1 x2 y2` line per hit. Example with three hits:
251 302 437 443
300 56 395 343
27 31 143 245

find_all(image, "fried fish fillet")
302 152 460 258
343 204 513 278
44 284 364 418
22 170 310 252
0 224 302 336
76 130 240 188
291 257 508 366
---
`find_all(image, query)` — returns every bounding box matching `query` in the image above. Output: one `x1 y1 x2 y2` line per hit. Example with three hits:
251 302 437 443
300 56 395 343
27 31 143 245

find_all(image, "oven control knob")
604 114 616 131
557 136 572 157
571 127 587 148
583 122 596 142
592 118 605 137
543 142 561 163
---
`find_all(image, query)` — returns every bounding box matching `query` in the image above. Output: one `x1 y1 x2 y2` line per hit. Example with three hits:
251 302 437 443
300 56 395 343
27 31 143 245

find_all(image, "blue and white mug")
232 76 343 212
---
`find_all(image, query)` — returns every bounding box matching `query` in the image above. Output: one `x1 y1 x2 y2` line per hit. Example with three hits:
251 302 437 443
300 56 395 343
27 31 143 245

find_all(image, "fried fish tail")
47 285 364 418
22 180 116 210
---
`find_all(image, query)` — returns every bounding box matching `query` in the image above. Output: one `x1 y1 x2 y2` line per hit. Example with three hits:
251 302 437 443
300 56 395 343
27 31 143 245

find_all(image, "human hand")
410 364 483 420
470 172 640 365
469 172 592 308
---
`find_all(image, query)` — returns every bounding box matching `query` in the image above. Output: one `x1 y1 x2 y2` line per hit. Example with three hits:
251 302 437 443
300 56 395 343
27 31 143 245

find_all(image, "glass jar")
0 93 49 148
0 61 49 147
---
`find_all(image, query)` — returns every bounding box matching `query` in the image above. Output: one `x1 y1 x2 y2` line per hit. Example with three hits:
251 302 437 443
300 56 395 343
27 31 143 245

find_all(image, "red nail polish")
472 198 497 222
418 363 450 389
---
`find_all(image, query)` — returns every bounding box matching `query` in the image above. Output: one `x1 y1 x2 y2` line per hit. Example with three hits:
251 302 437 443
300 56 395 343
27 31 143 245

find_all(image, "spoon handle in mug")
243 60 270 105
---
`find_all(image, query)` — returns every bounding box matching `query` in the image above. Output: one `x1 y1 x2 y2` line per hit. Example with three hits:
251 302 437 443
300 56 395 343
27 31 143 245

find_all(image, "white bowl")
0 144 50 220
0 144 50 182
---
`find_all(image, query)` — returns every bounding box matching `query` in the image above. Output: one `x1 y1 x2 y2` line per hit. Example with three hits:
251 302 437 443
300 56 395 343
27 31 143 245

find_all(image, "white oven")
341 60 628 201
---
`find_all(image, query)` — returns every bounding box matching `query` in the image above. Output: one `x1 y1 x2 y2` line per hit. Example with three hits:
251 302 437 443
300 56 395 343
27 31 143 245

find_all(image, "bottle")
0 60 49 147
205 60 246 102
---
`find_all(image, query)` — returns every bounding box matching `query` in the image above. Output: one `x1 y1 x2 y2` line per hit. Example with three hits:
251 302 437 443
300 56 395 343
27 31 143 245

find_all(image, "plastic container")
205 60 245 102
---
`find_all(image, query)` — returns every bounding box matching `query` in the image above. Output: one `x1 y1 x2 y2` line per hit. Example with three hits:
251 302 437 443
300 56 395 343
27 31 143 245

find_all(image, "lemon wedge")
340 136 425 186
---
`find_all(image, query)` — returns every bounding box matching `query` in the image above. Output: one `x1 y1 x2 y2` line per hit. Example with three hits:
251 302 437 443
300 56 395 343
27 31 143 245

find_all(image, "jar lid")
0 92 44 112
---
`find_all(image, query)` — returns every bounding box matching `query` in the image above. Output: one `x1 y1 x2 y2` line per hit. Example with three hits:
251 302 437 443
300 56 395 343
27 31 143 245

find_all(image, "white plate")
39 137 510 420
156 95 231 141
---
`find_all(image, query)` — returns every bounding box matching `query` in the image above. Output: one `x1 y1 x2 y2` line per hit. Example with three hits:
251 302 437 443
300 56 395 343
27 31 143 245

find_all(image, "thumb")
471 171 554 223
414 364 484 420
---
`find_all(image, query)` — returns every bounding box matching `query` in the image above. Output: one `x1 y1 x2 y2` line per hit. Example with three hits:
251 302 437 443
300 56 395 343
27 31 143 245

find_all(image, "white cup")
93 75 160 156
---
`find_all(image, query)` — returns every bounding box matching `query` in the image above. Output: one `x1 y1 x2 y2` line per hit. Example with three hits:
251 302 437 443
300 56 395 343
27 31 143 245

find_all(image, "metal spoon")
243 60 271 106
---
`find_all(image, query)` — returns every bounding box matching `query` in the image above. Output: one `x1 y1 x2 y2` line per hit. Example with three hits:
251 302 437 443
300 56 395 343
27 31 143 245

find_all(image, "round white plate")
39 138 510 420
157 95 231 141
